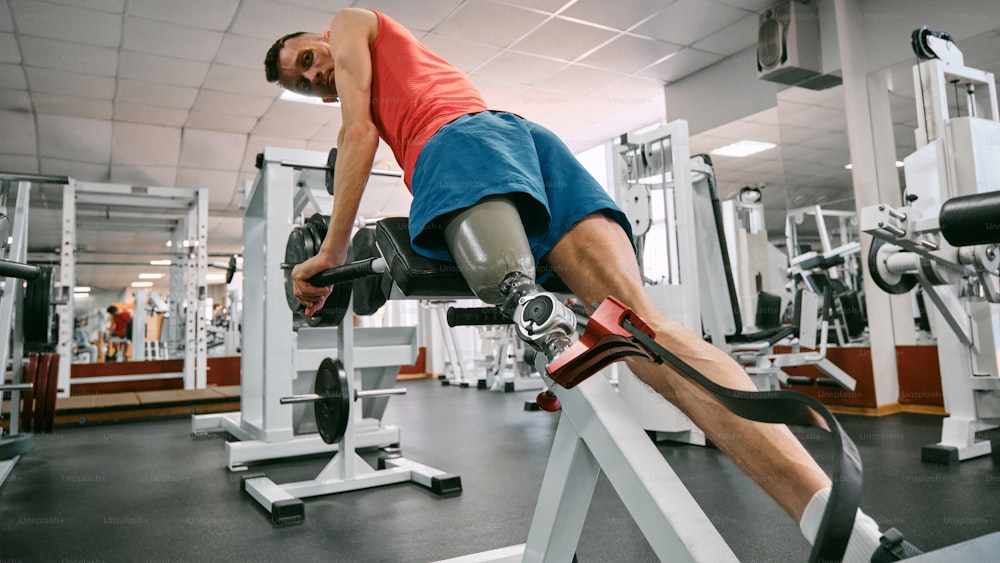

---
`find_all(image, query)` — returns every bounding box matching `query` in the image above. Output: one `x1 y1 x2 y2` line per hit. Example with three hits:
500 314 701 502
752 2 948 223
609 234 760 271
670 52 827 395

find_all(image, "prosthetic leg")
441 196 577 361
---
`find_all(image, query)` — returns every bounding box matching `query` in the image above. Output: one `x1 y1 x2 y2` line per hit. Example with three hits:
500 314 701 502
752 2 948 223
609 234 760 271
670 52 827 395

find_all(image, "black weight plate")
226 254 238 284
23 265 53 345
283 226 312 312
302 214 352 327
867 237 918 295
351 228 388 316
314 357 350 444
324 148 337 196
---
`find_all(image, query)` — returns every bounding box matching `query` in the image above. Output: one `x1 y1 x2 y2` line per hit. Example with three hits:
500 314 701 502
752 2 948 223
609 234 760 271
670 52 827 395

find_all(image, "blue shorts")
409 111 634 281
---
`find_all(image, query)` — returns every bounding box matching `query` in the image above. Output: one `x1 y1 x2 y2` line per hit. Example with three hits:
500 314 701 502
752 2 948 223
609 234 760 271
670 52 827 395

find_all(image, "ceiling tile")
499 0 570 13
498 87 572 121
533 64 627 97
433 0 549 48
692 14 757 56
307 124 341 143
112 123 181 167
0 63 26 89
37 114 111 163
180 129 247 170
123 17 224 62
113 102 190 127
127 0 239 31
513 18 618 62
215 34 273 70
241 134 309 170
175 168 239 203
186 111 259 134
17 36 117 76
472 51 566 85
715 0 776 12
193 90 275 116
471 78 525 107
638 48 722 82
26 67 115 99
420 34 502 74
0 88 32 113
361 0 465 32
0 2 12 32
0 110 37 155
203 64 277 97
39 158 110 182
118 52 211 88
0 154 38 173
0 33 18 64
43 0 124 13
561 0 672 32
230 0 336 40
580 34 680 74
10 0 122 48
251 117 323 139
110 165 178 187
116 79 199 109
34 95 112 120
632 0 746 46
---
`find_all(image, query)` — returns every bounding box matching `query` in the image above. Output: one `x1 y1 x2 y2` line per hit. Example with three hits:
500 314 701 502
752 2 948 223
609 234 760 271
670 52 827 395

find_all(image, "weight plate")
867 237 918 295
226 254 238 284
351 228 388 316
324 148 337 196
314 357 350 444
284 215 354 327
283 226 312 312
23 265 53 346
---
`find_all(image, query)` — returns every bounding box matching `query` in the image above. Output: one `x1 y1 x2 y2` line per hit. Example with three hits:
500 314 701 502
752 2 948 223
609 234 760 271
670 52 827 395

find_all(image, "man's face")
277 33 338 102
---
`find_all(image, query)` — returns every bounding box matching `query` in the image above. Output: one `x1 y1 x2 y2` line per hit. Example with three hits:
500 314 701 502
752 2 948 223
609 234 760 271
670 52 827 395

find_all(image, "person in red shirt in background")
106 305 133 340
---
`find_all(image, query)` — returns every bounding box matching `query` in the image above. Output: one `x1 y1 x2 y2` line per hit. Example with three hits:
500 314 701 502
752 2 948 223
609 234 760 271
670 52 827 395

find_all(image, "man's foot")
871 528 924 562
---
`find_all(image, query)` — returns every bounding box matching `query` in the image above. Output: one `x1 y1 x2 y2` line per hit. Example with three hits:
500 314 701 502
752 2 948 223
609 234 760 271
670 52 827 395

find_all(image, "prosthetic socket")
442 196 576 360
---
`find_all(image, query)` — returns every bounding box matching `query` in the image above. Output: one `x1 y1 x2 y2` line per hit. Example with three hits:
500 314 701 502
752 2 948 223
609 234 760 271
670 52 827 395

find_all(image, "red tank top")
369 11 488 189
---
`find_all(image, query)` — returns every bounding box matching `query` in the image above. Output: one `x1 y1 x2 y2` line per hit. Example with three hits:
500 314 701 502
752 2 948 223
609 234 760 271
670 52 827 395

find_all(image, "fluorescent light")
280 90 340 106
895 160 904 168
131 281 154 288
709 140 776 158
150 259 171 266
166 240 172 247
844 163 853 170
138 273 163 279
73 286 91 293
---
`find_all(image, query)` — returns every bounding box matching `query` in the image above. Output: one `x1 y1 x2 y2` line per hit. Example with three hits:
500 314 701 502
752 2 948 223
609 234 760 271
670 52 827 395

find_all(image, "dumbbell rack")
191 147 413 470
240 298 460 526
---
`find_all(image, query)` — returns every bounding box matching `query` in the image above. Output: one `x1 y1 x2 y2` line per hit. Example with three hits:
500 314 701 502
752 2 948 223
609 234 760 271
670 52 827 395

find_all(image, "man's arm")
320 8 379 265
293 8 379 315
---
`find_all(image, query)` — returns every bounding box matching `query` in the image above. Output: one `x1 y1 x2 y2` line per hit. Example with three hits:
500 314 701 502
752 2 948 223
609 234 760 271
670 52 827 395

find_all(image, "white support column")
56 180 76 397
834 0 904 406
0 182 31 385
133 290 148 362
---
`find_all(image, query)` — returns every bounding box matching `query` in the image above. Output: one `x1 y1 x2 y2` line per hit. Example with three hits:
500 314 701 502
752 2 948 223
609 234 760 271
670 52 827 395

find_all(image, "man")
106 305 132 340
264 8 913 561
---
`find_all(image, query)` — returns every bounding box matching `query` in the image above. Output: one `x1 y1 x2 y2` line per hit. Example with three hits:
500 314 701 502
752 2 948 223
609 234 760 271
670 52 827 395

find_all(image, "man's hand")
291 253 341 317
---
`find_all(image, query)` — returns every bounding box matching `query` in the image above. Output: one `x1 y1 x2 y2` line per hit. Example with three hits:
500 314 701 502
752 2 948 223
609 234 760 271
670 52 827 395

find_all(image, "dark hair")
107 305 118 315
264 31 309 83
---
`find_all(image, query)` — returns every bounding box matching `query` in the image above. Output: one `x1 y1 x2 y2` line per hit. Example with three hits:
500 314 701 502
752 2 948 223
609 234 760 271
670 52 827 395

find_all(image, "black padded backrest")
374 217 571 298
754 291 783 330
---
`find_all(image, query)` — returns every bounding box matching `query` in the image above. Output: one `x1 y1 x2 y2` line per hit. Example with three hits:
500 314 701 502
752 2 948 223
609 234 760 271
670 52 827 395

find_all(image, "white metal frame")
437 367 737 563
191 147 414 470
861 55 1000 462
56 180 209 395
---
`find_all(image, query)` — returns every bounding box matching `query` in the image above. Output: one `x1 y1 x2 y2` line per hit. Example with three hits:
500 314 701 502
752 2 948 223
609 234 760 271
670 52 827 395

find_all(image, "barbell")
281 357 406 444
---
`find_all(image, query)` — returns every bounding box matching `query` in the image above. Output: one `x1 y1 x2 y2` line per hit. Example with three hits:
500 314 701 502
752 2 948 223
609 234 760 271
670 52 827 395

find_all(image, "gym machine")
191 147 416 471
612 121 856 445
0 173 56 489
863 27 1000 463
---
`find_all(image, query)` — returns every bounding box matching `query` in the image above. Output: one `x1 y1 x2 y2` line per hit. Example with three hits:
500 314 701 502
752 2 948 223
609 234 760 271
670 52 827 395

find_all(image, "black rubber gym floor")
2 377 998 562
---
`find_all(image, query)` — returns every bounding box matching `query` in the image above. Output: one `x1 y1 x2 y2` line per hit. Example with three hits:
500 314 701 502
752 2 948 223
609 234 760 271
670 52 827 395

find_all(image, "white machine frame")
191 147 414 471
862 52 1000 462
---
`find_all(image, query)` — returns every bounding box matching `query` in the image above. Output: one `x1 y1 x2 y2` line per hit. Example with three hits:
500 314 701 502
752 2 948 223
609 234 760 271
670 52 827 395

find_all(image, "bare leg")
545 213 831 521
